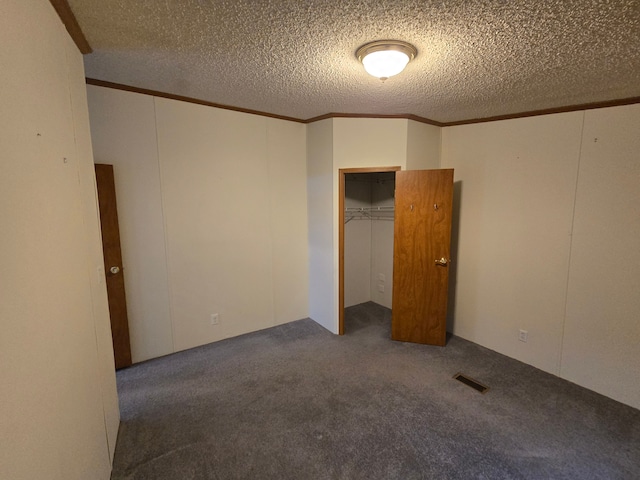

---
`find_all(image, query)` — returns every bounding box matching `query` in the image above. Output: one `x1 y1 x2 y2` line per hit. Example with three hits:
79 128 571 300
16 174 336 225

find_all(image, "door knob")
110 266 120 274
435 257 448 266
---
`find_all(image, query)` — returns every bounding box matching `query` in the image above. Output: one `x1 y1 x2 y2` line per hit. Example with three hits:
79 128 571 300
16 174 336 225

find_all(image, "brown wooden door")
95 164 132 369
391 169 454 346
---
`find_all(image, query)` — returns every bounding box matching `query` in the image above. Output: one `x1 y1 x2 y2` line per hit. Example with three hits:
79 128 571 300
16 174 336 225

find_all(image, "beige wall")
442 113 582 374
87 88 309 356
307 120 335 331
407 120 441 170
344 179 373 307
370 178 395 308
156 98 309 350
266 119 310 325
1 1 118 478
442 107 640 409
561 105 640 409
67 38 120 464
87 86 174 363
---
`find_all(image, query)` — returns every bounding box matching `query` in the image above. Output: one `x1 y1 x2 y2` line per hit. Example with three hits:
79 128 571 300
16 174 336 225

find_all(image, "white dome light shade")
362 50 410 79
356 40 417 80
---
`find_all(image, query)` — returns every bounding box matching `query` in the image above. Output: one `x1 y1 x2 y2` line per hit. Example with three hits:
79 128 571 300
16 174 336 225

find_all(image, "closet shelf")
344 206 395 224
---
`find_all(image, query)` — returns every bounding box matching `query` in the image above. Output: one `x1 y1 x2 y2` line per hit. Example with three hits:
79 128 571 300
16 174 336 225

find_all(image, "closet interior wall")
344 173 395 309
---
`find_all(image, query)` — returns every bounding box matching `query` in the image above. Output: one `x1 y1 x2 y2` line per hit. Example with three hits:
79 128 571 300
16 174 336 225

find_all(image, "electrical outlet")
518 329 528 342
378 284 384 293
210 313 219 325
378 273 385 282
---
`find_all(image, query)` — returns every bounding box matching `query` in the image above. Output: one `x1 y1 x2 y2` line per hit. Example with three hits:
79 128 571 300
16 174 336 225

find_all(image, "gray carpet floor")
110 302 640 479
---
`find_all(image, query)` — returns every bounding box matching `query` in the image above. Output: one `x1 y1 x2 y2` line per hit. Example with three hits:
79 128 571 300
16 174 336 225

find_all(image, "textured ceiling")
68 0 640 123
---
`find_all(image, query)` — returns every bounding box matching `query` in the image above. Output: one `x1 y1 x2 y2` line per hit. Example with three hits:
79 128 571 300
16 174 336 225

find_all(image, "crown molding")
86 79 443 125
304 112 443 126
86 78 640 127
49 0 92 54
445 96 640 127
86 78 306 123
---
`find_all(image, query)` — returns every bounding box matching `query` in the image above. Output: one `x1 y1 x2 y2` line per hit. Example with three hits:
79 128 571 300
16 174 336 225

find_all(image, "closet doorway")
339 167 400 335
339 167 454 346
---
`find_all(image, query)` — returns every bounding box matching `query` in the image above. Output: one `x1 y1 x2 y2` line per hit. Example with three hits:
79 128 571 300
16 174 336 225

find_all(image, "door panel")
392 169 454 346
95 164 132 369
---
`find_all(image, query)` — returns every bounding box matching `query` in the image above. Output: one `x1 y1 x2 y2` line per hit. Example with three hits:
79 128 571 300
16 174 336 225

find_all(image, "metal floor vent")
453 373 489 394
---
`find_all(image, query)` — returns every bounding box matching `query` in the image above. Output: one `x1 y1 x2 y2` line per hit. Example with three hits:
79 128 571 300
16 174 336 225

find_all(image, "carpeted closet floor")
110 302 640 479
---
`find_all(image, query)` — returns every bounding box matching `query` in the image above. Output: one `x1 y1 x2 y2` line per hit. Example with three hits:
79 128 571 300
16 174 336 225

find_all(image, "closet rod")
344 206 394 211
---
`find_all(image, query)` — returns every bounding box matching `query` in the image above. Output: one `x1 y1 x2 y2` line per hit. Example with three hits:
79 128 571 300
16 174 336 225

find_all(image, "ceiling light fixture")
356 40 417 81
